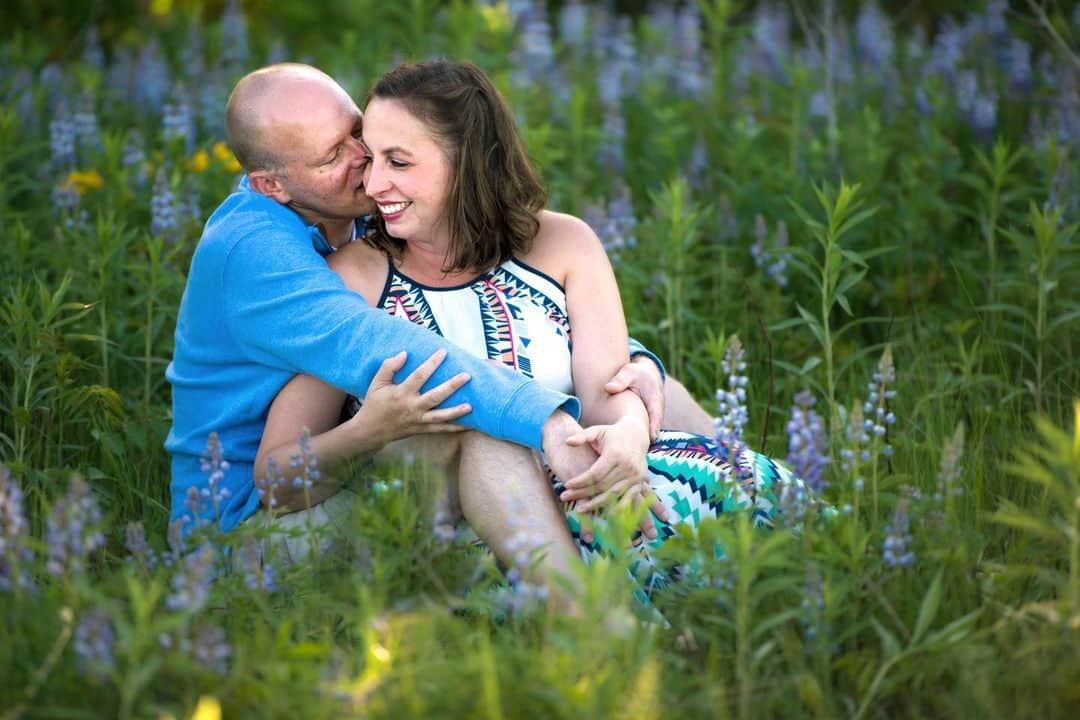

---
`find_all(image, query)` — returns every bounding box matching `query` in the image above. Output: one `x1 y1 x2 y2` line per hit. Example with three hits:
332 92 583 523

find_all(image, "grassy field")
1 1 1078 718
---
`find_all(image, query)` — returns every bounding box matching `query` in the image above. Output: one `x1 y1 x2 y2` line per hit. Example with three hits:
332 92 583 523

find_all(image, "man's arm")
222 230 579 451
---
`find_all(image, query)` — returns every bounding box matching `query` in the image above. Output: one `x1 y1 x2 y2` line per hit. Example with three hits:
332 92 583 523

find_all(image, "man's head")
225 63 373 231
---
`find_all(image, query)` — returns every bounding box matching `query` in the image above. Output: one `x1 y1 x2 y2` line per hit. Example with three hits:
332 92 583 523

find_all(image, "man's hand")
604 356 665 439
559 419 671 529
541 412 667 540
352 349 471 446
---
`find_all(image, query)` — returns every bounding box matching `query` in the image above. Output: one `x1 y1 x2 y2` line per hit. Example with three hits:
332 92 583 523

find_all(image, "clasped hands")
541 358 671 542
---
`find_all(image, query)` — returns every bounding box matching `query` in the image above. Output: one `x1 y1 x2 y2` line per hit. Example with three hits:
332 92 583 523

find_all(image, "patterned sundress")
372 257 803 592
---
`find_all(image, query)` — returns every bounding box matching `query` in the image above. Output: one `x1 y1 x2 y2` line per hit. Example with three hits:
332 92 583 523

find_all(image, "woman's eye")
389 158 408 169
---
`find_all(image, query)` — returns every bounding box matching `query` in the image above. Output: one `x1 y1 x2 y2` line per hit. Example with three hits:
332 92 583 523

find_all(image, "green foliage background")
1 1 1078 718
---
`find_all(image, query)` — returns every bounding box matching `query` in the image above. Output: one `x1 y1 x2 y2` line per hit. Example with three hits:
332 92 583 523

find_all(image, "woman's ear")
248 170 291 204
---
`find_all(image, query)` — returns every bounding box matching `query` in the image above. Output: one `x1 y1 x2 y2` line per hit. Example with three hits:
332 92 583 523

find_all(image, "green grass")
1 2 1079 718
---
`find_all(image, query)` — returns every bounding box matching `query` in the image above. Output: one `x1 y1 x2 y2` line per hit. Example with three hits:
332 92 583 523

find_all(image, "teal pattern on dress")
553 431 806 596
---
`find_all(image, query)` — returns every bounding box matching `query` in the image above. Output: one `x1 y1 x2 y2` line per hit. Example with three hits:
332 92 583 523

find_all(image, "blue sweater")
165 178 582 532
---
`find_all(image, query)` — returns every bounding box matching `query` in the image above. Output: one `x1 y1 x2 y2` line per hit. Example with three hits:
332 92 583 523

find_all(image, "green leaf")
870 617 901 660
912 569 943 644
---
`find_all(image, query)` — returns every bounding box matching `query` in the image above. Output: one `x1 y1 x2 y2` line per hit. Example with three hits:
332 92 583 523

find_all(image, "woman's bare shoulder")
327 240 389 304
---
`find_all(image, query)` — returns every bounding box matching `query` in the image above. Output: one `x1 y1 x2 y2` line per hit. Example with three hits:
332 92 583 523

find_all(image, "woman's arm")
255 350 471 513
527 212 665 523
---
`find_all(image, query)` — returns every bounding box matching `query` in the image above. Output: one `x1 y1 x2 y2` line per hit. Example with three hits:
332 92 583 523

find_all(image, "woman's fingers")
421 403 472 423
400 348 448 391
419 371 471 407
371 351 408 388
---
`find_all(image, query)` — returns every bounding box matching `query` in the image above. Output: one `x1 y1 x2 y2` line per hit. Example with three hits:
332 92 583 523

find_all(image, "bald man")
165 64 703 545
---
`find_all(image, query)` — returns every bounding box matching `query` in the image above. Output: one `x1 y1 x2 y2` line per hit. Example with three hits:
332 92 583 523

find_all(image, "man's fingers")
401 348 448 391
421 403 472 423
420 372 471 407
603 367 632 394
565 426 602 447
645 393 663 440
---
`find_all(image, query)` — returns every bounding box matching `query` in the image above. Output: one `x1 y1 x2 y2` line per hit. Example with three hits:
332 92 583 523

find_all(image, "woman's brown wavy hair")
364 59 546 273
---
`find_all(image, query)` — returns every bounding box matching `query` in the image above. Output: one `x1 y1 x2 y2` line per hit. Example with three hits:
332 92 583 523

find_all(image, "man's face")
267 79 374 228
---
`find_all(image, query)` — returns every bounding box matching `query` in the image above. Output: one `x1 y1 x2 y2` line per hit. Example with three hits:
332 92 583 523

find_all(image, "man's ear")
248 170 291 204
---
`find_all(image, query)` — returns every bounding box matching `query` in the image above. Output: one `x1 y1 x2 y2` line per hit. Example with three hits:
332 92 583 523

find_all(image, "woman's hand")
557 417 672 536
350 349 472 446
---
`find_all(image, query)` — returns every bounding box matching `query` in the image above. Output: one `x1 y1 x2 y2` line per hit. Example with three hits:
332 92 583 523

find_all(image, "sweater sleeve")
221 229 579 450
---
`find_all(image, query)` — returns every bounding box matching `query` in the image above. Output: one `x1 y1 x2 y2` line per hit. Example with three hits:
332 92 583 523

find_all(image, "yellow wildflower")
212 141 242 173
480 1 512 35
63 169 105 195
189 695 220 720
150 0 173 17
186 150 210 173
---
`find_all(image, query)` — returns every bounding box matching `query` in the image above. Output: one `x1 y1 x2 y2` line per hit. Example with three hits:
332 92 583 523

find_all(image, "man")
165 64 698 561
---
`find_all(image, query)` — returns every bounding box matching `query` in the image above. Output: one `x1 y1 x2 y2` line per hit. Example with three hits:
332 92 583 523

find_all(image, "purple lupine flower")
750 3 791 81
255 455 285 511
597 104 625 174
1006 38 1032 93
1 466 34 593
914 85 933 117
11 69 38 135
596 16 636 106
786 390 829 493
808 90 829 118
983 0 1008 39
39 64 68 109
106 47 135 104
840 401 870 484
501 521 550 616
123 131 148 186
583 183 637 256
220 0 250 68
52 181 80 212
288 429 321 504
240 536 278 594
675 4 708 98
558 0 588 50
182 186 201 228
935 422 965 503
49 100 76 169
715 336 749 457
198 432 232 522
197 71 228 140
151 167 178 241
882 493 915 567
162 84 196 154
954 70 977 115
134 39 171 113
863 345 897 458
81 26 105 71
74 607 115 680
972 92 998 141
799 565 825 642
165 544 215 612
511 3 555 91
686 139 708 190
45 476 105 577
74 89 100 157
750 216 790 288
180 19 206 79
192 623 231 674
927 16 963 79
125 521 157 570
854 1 895 75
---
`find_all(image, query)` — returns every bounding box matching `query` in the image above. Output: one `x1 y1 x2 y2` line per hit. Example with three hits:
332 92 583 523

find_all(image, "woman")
258 60 802 594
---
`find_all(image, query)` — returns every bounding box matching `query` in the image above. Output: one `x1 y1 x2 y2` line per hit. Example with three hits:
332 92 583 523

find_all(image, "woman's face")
362 98 453 245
